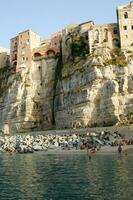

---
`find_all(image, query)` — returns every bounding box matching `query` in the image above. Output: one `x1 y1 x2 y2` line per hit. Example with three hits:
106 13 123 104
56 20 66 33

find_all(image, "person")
90 146 96 153
88 154 92 160
118 143 122 153
86 145 92 160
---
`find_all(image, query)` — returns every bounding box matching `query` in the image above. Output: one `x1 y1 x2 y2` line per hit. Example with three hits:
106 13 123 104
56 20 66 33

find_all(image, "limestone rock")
1 32 133 131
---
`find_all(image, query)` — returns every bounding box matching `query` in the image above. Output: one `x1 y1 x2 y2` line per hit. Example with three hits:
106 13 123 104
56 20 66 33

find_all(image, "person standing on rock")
118 143 122 153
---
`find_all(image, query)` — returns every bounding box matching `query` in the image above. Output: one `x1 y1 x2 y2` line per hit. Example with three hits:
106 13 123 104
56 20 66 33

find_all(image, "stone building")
62 1 133 54
88 23 120 53
10 30 61 72
117 1 133 49
1 1 133 132
10 30 41 72
8 1 133 70
1 1 133 71
0 47 9 69
89 1 133 52
33 32 61 61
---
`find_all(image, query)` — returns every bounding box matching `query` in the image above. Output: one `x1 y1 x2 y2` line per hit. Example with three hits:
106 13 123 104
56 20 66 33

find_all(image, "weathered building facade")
88 23 120 53
117 1 133 49
8 1 133 72
10 30 41 72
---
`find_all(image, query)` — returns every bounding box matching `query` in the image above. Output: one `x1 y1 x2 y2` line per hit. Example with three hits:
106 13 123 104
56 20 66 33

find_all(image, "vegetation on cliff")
66 27 89 61
103 48 129 67
0 66 11 95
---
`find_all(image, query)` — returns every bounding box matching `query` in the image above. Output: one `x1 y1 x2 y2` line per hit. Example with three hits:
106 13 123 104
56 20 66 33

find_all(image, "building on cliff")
1 1 133 133
63 1 133 54
117 1 133 49
7 1 133 71
0 47 9 69
10 30 61 73
10 30 41 72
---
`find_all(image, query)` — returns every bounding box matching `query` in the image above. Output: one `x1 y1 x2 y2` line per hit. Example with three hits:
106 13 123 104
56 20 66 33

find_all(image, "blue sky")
0 0 130 48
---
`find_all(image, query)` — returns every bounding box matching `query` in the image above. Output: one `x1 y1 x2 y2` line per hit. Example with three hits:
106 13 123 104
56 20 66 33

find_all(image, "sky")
0 0 130 48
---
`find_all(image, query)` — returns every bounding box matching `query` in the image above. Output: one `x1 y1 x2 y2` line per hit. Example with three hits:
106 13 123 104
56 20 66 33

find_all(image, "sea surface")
0 152 133 200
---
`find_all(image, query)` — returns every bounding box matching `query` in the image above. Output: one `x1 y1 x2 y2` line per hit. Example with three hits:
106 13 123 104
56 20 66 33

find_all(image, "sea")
0 152 132 200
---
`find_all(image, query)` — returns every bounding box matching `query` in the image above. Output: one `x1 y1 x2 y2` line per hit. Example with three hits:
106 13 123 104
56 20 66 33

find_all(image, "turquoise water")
0 153 133 200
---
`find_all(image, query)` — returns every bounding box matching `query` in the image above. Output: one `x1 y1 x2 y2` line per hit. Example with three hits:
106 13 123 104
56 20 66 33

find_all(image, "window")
104 29 108 42
113 28 118 34
123 26 127 30
85 35 88 40
131 25 133 30
95 29 100 43
26 57 28 61
22 57 25 61
26 39 30 45
46 50 55 56
124 12 128 19
34 52 42 57
112 38 120 48
14 54 17 60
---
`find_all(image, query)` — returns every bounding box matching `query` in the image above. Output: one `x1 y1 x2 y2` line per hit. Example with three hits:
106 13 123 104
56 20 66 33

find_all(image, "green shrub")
70 27 89 60
103 48 128 67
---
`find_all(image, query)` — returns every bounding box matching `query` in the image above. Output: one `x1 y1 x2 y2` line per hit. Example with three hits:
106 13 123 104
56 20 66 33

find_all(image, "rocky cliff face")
0 58 58 134
53 30 133 129
54 54 133 128
1 32 133 133
0 64 43 134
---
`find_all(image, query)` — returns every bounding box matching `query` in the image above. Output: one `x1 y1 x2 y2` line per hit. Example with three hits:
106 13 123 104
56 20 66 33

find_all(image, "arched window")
104 29 108 42
95 29 100 43
34 52 42 58
124 12 128 19
46 49 55 57
112 38 120 48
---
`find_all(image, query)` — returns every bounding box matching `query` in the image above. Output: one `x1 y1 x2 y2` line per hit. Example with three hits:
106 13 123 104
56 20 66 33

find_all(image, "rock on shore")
0 131 130 154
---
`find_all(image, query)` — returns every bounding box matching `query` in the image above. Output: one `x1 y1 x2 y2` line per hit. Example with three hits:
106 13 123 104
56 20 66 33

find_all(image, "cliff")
0 57 59 133
53 28 133 129
1 32 133 133
54 48 133 129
